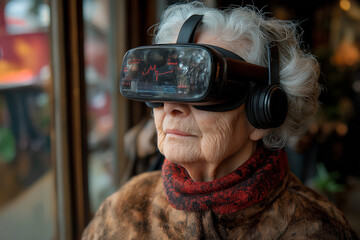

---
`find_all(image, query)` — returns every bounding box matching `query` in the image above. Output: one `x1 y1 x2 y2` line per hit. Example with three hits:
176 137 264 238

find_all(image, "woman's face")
153 33 265 178
154 103 256 165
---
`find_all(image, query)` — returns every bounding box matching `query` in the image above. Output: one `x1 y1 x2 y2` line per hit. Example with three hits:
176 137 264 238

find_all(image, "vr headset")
119 15 288 129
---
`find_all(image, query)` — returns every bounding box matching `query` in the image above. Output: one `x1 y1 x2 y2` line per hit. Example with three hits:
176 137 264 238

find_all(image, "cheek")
153 109 166 153
203 119 229 145
199 115 235 160
199 110 250 161
156 130 165 154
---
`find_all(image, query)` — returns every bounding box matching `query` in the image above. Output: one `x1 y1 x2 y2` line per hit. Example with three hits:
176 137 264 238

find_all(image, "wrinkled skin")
153 102 263 182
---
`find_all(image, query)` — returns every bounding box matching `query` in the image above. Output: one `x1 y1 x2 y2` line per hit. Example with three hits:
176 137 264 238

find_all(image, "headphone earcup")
246 85 288 129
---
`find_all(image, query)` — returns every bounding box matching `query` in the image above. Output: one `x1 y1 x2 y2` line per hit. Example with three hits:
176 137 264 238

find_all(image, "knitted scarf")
162 145 288 214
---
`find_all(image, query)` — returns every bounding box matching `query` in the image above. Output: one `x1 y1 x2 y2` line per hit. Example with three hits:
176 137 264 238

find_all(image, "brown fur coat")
82 169 358 239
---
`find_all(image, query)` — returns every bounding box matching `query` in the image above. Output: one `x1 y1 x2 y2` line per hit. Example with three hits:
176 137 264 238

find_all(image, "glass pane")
83 0 117 212
0 0 56 239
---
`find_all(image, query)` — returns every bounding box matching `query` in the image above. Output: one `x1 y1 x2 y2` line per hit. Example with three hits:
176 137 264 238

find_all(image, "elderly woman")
82 2 358 239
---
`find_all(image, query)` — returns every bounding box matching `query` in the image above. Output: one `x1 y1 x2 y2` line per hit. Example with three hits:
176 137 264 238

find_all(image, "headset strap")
268 43 280 85
176 14 204 43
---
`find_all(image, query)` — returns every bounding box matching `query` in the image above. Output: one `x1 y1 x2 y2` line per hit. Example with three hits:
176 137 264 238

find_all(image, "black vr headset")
119 14 288 129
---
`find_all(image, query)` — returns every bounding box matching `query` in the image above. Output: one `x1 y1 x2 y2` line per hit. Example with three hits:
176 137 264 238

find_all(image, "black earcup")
246 85 288 129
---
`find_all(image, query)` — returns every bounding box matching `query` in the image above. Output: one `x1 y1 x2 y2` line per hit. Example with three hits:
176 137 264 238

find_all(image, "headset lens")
120 46 213 101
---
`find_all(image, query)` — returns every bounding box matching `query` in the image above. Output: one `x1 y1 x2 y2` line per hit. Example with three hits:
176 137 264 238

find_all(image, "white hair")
153 1 321 149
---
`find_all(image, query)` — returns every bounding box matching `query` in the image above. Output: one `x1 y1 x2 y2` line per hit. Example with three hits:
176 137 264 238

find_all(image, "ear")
249 128 270 141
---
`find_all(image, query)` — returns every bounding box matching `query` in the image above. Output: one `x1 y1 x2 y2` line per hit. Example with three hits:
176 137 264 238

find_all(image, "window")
0 0 56 239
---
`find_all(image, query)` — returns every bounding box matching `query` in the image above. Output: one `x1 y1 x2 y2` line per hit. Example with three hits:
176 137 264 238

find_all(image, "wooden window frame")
51 1 89 239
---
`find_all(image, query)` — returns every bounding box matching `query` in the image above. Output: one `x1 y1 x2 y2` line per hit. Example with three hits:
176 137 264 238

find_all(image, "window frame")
50 1 89 239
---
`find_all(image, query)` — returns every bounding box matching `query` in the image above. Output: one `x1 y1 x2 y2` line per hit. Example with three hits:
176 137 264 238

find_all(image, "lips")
164 129 194 137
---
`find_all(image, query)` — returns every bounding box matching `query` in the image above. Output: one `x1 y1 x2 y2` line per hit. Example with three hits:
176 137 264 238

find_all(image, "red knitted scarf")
162 145 288 214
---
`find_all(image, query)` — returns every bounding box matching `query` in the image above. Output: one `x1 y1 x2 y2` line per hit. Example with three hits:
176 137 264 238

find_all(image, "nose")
163 102 191 116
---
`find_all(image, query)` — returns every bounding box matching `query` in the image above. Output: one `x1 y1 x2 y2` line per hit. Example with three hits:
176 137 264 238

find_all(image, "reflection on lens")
120 46 212 101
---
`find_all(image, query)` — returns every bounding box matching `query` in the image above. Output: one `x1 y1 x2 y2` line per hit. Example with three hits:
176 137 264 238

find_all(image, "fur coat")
82 147 358 240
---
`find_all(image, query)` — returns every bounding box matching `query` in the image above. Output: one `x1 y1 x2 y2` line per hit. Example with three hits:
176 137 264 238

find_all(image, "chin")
163 146 201 164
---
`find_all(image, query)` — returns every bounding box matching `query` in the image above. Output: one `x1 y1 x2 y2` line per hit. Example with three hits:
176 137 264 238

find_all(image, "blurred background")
0 0 359 239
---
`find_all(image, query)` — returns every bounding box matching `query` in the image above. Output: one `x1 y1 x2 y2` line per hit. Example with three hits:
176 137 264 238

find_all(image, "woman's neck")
180 141 258 182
